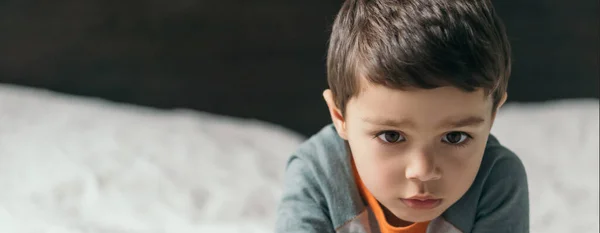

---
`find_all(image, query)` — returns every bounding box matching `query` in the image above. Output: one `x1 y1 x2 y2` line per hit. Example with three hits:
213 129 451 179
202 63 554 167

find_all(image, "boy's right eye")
376 131 405 143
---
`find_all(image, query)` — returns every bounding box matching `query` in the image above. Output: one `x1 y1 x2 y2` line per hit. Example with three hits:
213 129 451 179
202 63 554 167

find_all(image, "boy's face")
324 80 505 225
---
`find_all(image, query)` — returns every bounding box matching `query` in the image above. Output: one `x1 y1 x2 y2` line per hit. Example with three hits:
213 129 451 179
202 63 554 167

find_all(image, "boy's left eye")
442 132 470 144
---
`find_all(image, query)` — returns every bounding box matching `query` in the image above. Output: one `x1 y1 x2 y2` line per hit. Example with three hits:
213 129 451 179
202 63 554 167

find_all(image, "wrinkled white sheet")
0 84 597 233
491 99 599 233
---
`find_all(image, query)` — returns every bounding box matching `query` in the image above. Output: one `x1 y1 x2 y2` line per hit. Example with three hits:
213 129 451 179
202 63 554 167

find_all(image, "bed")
0 83 597 233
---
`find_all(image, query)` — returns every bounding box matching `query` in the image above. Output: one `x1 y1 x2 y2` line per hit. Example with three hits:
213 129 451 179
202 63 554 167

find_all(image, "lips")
400 195 442 209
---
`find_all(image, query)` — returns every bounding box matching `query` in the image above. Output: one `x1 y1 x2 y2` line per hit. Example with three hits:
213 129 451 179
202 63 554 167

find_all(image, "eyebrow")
441 116 485 128
361 117 416 128
361 116 485 129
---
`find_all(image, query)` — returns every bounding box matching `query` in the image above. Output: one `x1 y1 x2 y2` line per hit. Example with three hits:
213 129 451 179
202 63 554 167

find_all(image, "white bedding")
0 84 597 233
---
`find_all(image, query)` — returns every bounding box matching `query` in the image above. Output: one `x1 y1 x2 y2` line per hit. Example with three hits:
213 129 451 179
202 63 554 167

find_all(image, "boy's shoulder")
285 124 366 229
292 124 347 166
289 124 352 184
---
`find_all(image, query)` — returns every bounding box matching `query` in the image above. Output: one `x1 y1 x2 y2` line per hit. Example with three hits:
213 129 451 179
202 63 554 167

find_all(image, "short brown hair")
327 0 511 114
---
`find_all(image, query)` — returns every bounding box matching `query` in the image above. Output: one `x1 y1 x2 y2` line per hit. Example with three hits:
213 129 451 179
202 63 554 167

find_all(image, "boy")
276 0 529 232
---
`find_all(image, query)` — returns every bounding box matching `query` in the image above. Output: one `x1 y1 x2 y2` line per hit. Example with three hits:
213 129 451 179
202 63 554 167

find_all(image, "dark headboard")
1 0 598 136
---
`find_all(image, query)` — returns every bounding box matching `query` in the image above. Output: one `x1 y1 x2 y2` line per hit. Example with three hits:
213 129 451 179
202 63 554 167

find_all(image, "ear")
491 92 508 124
497 92 508 110
323 89 349 139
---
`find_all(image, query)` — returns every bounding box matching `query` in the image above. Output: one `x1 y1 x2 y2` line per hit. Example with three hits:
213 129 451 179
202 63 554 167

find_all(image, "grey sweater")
276 124 529 233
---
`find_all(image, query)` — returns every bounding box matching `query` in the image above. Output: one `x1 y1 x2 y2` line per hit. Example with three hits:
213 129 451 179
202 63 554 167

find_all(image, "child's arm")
471 153 529 232
275 156 335 233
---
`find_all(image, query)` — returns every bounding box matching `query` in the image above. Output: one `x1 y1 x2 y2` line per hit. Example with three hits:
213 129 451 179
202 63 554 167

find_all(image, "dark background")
1 0 598 136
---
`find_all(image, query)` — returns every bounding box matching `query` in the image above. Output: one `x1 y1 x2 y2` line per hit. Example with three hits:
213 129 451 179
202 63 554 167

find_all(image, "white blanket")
0 84 597 233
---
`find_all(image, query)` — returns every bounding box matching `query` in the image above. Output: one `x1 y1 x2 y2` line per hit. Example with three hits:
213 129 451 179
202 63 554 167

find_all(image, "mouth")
400 195 442 210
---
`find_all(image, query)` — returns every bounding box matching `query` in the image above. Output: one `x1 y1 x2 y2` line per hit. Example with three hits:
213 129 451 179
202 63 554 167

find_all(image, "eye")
442 132 470 144
376 131 405 143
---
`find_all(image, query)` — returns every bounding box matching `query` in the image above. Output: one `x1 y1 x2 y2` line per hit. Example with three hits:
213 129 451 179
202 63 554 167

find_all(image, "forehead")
346 81 493 124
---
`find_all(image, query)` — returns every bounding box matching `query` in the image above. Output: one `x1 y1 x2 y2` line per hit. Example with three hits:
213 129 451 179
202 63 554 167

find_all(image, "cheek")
355 157 400 199
349 141 384 184
441 147 484 170
438 142 487 192
347 135 403 197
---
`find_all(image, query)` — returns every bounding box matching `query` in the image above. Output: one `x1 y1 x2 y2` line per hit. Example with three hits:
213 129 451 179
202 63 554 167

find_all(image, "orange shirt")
351 158 429 233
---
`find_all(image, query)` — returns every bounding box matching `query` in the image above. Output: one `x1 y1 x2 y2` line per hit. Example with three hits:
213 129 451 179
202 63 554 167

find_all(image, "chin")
393 208 443 223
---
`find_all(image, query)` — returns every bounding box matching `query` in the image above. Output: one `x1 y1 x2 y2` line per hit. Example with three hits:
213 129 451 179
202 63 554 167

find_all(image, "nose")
404 149 442 182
